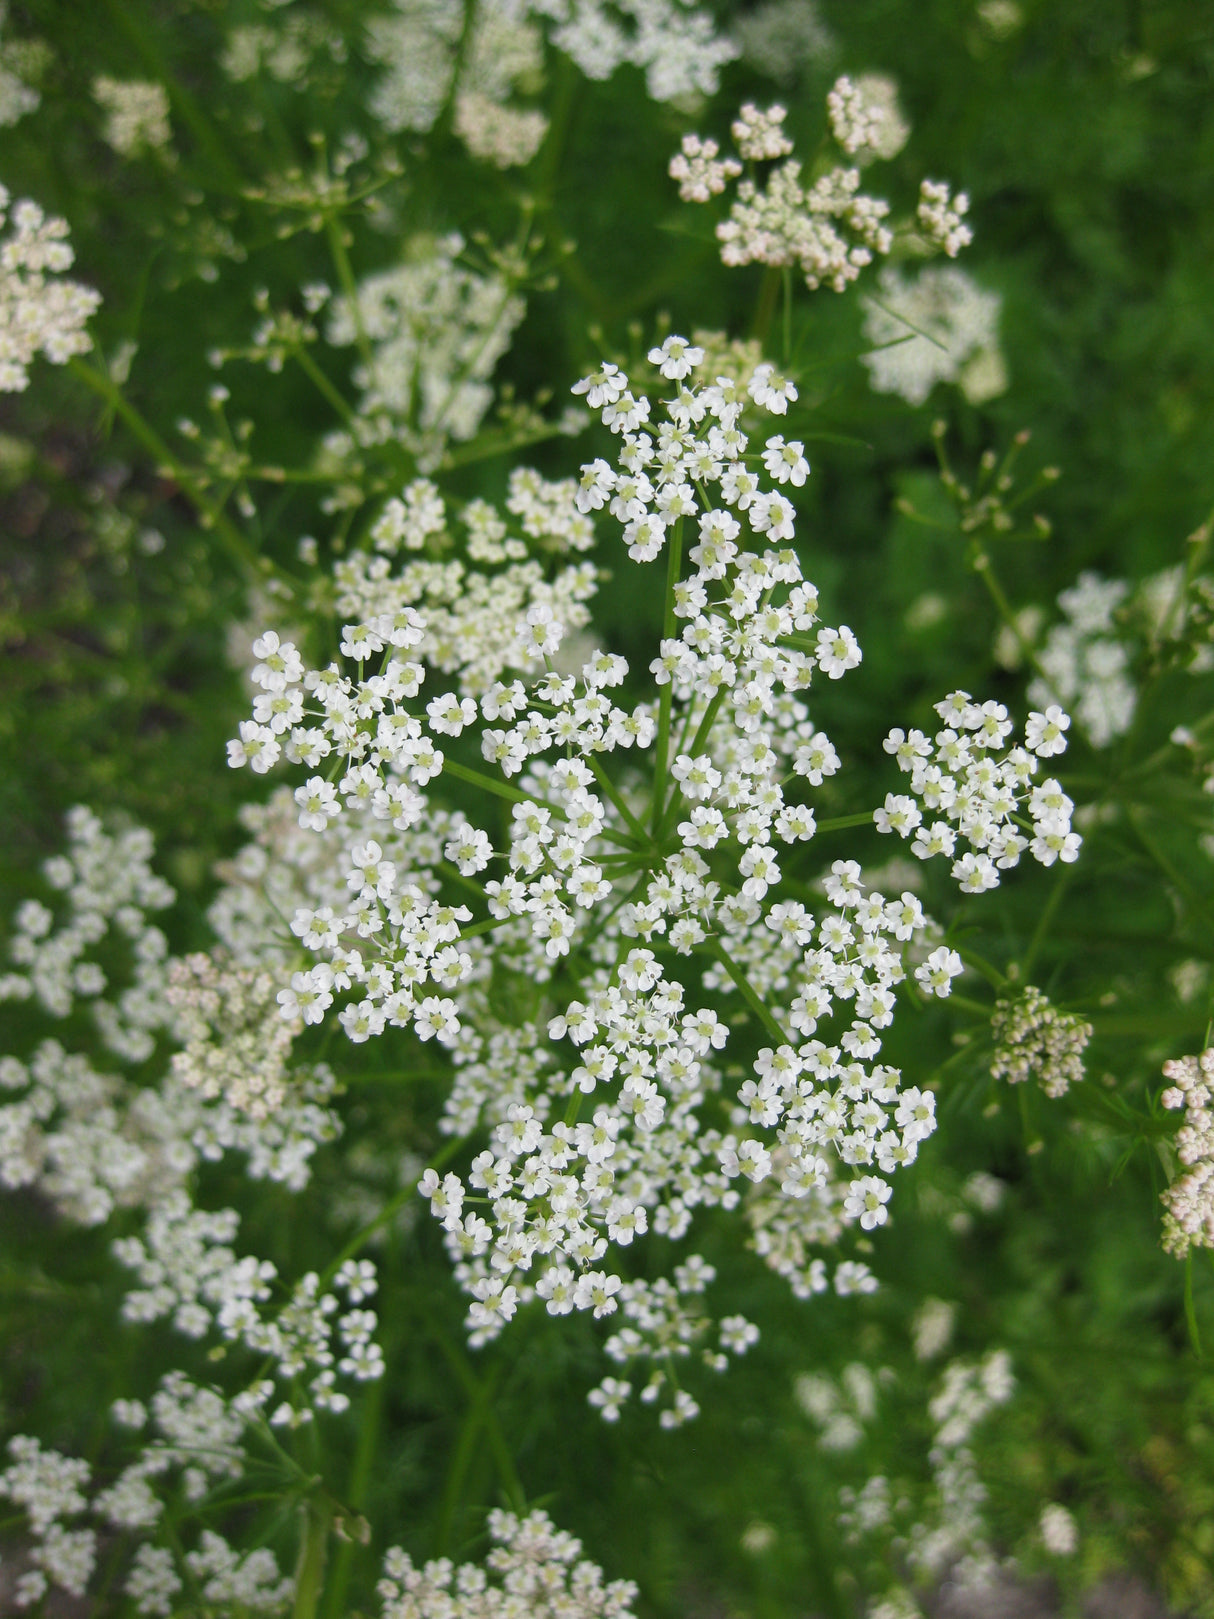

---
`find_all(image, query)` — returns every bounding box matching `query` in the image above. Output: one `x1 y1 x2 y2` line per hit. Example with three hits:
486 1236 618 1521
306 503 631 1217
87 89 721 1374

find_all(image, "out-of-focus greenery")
2 0 1213 1614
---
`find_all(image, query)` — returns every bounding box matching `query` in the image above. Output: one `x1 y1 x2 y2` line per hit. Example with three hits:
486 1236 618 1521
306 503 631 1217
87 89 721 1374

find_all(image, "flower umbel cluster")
989 985 1091 1098
167 952 300 1118
92 76 172 155
877 695 1079 890
671 89 970 293
366 0 738 158
221 340 1059 1421
1026 570 1136 747
0 1437 95 1606
1160 1046 1214 1257
116 1198 382 1418
826 1347 1017 1613
861 264 1006 407
826 74 910 163
1023 564 1214 749
0 805 175 1062
323 235 528 469
0 186 101 391
378 1507 638 1619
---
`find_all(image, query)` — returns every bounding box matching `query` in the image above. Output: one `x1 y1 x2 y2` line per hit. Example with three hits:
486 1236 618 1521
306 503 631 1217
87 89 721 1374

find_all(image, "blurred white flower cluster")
0 187 100 392
323 235 528 469
365 0 738 168
815 1345 1019 1617
1160 1046 1214 1257
92 76 172 156
378 1507 638 1619
862 264 1006 406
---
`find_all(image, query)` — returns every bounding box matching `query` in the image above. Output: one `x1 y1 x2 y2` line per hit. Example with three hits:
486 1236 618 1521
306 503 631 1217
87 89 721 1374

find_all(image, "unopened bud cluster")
1160 1047 1214 1257
167 953 300 1118
990 985 1091 1099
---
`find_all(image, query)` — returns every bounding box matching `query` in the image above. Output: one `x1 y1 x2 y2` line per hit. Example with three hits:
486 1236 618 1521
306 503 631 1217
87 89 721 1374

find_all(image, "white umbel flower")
0 188 100 391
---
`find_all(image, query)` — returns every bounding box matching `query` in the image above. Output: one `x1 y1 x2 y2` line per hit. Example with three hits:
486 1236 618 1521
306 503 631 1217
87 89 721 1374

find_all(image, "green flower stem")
440 418 580 470
321 1378 383 1619
442 757 635 848
951 944 1007 991
1185 1252 1203 1359
684 686 728 761
1128 805 1214 940
293 1497 333 1619
751 264 781 349
659 688 730 839
587 756 652 847
460 913 520 941
814 811 877 834
441 757 561 813
429 267 525 442
1019 864 1074 982
428 1317 527 1513
318 1135 468 1288
782 265 793 366
325 215 373 369
710 941 792 1046
293 345 357 425
651 518 685 832
434 0 481 140
969 550 1051 684
435 1364 498 1557
1131 707 1214 780
945 992 997 1017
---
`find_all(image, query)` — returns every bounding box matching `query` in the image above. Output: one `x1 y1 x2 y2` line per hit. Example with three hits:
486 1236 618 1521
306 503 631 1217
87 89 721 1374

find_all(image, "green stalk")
318 1135 468 1287
781 265 793 366
442 758 634 849
814 811 877 834
684 686 728 762
710 941 792 1046
950 944 1007 991
103 0 244 189
650 518 685 832
1019 865 1073 981
946 993 998 1018
587 756 651 847
321 1379 383 1619
459 913 520 941
293 345 357 425
970 551 1051 683
1185 1253 1203 1358
428 1320 527 1513
435 1374 494 1556
441 757 558 813
326 215 373 368
293 1498 332 1619
1128 806 1214 940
